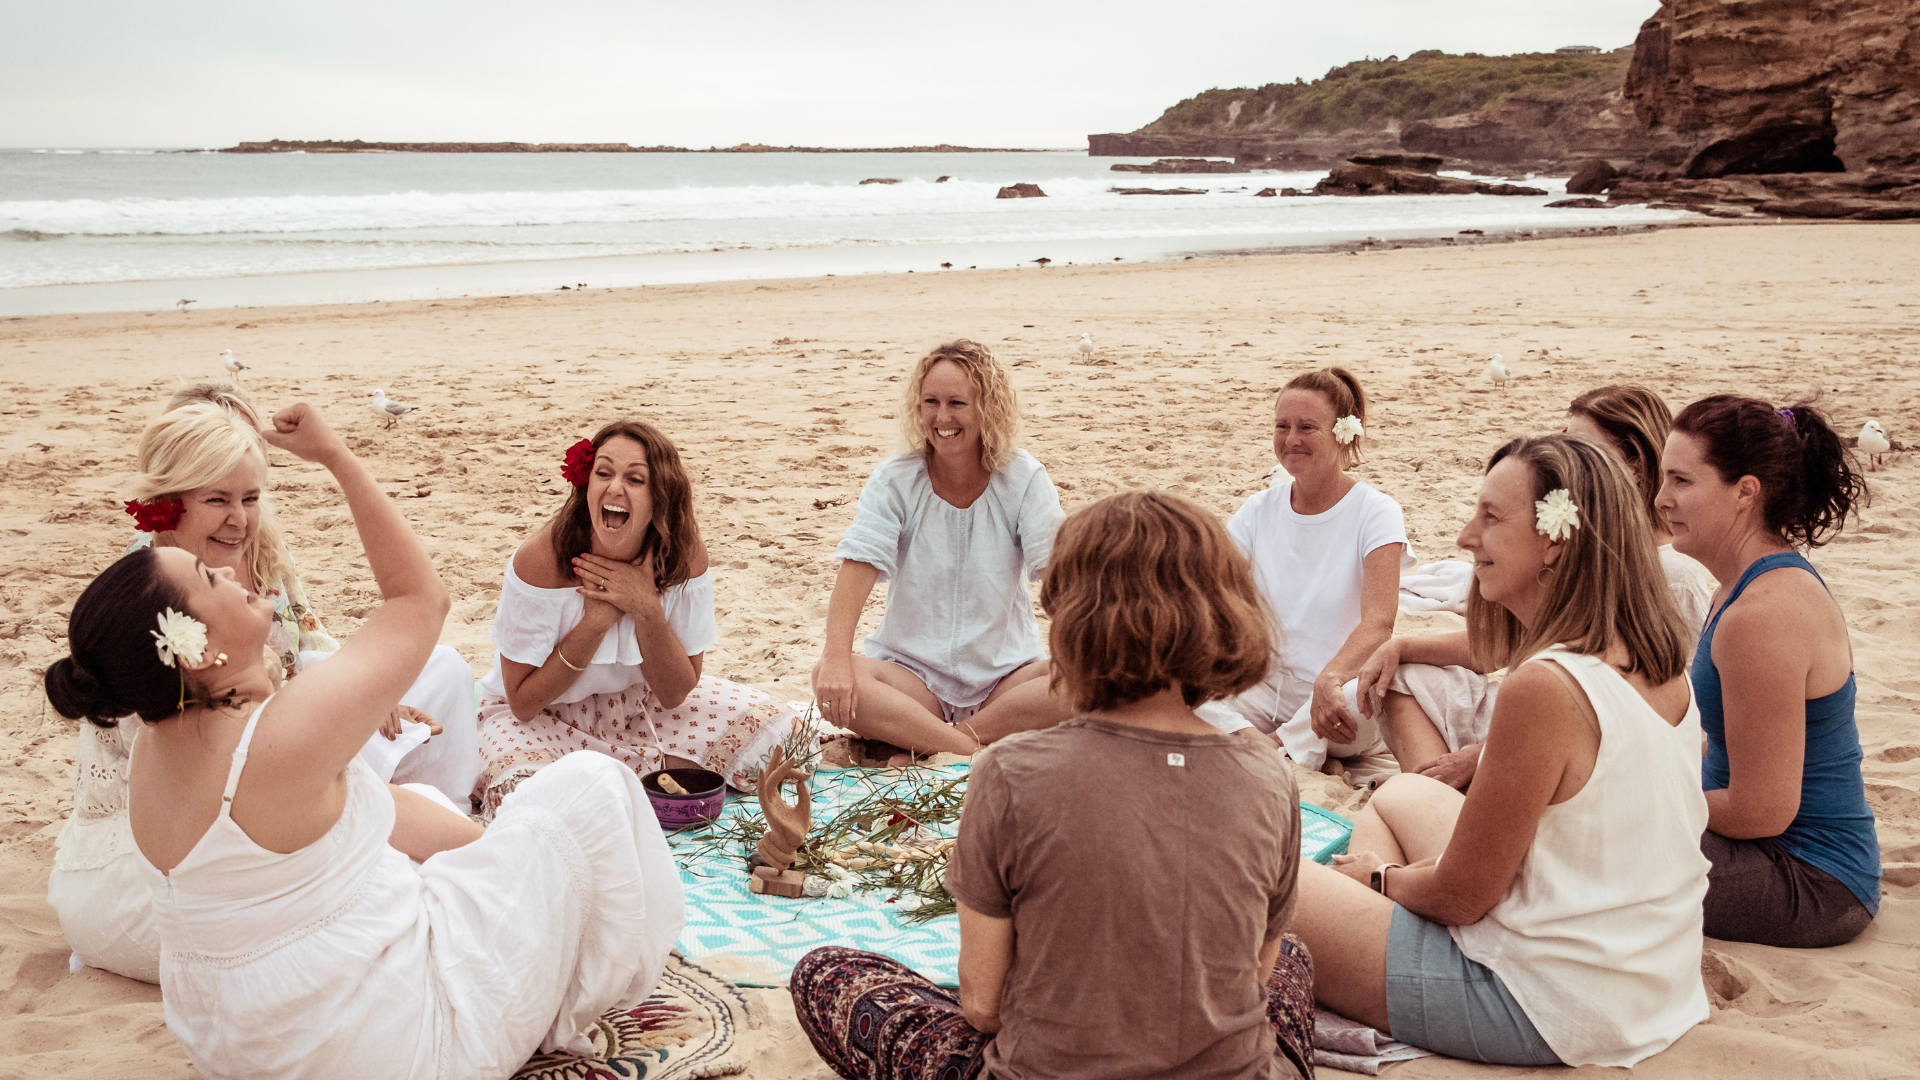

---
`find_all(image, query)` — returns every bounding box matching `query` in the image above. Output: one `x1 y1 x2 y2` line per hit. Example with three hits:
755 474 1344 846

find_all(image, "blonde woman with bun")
47 383 479 983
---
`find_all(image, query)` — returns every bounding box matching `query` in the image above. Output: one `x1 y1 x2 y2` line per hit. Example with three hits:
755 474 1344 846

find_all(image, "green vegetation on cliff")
1142 49 1629 134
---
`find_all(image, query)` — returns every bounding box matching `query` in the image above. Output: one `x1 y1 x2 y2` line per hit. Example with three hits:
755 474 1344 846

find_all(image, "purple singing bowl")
641 767 726 831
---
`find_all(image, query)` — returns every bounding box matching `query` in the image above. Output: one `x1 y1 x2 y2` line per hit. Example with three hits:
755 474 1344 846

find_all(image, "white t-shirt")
480 557 719 705
835 449 1064 707
1228 480 1413 684
1658 544 1716 655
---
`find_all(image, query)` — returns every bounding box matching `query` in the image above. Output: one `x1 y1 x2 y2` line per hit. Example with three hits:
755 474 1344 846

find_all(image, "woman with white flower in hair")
42 403 683 1079
1289 433 1709 1068
1213 367 1413 766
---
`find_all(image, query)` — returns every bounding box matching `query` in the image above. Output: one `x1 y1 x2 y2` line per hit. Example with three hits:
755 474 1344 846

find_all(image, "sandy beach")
2 222 1916 1077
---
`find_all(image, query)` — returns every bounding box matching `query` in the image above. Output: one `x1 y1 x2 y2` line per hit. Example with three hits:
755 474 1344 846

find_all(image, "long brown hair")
1041 491 1273 712
1568 384 1673 531
1283 366 1368 467
1466 434 1687 683
1672 394 1867 549
547 420 699 589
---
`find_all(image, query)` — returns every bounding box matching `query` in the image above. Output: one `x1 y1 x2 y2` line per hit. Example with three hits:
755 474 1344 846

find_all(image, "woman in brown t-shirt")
790 491 1316 1080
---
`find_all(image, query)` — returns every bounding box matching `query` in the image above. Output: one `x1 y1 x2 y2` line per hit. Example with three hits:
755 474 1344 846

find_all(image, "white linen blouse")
480 557 719 705
835 449 1065 707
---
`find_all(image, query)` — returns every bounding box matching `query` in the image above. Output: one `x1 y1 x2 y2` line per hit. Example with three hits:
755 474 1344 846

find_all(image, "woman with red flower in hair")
473 420 799 817
49 385 482 984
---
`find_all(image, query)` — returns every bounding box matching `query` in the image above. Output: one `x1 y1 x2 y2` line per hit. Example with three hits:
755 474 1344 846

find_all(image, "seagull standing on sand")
1859 419 1891 471
1486 353 1512 391
370 388 418 430
220 349 247 381
1077 333 1095 360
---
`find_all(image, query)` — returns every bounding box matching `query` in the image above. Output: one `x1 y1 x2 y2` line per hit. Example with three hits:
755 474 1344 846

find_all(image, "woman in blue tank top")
1659 395 1879 948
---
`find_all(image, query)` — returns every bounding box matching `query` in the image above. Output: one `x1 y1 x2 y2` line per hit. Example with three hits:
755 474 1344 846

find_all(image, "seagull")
1077 333 1095 360
1486 353 1512 391
220 349 247 381
175 299 196 311
1859 419 1891 471
370 388 418 430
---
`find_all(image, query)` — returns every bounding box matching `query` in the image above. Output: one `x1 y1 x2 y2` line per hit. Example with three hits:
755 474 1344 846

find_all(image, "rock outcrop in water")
1624 0 1920 176
1312 154 1548 196
996 184 1047 199
1110 158 1252 174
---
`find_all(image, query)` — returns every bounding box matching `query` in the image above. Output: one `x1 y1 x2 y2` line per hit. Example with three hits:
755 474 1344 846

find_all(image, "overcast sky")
3 1 1660 149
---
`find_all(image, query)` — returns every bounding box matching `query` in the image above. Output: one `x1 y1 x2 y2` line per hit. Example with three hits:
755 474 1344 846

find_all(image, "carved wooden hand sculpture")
754 746 813 870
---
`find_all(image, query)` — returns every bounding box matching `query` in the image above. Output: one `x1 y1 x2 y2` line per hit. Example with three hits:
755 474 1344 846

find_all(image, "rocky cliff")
1624 0 1920 176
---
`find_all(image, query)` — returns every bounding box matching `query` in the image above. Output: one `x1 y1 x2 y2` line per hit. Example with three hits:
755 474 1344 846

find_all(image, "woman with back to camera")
791 490 1316 1080
1662 395 1879 947
44 402 682 1079
812 340 1066 755
1346 384 1717 789
48 383 478 984
1292 434 1708 1068
475 419 797 817
1217 366 1412 769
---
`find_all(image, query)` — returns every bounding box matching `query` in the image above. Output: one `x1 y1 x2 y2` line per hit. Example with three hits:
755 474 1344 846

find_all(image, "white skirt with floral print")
475 674 796 820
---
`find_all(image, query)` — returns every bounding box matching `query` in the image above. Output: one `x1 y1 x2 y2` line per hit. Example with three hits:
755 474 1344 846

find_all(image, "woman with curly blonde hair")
812 340 1066 756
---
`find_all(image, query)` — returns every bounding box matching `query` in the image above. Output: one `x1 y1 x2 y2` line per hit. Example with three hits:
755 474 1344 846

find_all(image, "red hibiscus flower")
560 438 595 487
124 497 185 533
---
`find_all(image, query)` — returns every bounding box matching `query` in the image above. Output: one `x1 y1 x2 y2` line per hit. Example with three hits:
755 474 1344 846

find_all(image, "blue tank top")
1693 552 1880 914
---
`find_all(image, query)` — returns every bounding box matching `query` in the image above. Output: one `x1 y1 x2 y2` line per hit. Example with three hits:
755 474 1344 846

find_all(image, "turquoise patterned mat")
665 764 1353 988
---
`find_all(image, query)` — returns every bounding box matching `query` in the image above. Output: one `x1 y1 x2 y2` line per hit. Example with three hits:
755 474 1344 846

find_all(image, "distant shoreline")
204 140 1066 155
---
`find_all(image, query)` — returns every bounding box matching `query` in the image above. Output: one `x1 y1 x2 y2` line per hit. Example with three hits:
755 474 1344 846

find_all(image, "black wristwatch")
1370 862 1402 895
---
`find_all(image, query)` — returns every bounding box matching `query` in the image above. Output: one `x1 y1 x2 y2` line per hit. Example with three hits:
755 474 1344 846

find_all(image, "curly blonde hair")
899 339 1021 472
133 392 295 595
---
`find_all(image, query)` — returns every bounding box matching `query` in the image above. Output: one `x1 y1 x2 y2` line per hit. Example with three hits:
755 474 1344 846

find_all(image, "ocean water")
0 150 1692 313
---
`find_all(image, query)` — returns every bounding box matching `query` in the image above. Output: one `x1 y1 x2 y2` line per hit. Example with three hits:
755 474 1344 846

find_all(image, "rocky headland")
1093 1 1920 220
213 140 1048 154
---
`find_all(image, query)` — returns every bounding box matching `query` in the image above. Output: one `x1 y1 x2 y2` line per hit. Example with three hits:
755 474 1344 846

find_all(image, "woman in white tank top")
1286 434 1710 1068
43 403 682 1079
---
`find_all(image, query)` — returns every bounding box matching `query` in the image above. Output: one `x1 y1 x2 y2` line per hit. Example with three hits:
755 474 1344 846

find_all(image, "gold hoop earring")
213 652 229 666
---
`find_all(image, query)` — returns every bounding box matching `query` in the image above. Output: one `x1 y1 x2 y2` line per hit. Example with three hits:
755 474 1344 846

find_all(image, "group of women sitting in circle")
44 336 1880 1079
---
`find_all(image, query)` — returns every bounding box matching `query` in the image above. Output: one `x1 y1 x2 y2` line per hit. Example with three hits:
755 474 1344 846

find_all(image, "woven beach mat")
513 953 752 1080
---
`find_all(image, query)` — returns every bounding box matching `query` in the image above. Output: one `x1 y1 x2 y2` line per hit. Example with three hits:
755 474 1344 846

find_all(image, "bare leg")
965 661 1073 743
1349 773 1466 864
1376 691 1451 775
1289 861 1395 1031
818 657 978 756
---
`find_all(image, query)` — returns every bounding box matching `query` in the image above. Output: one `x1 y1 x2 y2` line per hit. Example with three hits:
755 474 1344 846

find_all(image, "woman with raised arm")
475 420 796 817
1349 384 1716 789
812 340 1066 756
43 403 682 1079
1219 366 1411 769
792 491 1316 1080
1291 434 1708 1068
1662 395 1878 947
48 384 478 983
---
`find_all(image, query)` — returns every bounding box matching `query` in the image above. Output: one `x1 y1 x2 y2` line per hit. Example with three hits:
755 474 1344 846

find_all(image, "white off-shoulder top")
480 556 719 705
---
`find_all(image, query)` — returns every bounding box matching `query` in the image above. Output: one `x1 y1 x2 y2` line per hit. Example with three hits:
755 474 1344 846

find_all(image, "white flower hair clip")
151 608 209 669
1332 415 1364 445
1534 489 1581 542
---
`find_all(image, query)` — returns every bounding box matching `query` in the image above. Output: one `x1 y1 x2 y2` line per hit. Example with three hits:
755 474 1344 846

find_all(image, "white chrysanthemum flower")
1332 415 1364 445
1534 489 1581 542
151 608 208 669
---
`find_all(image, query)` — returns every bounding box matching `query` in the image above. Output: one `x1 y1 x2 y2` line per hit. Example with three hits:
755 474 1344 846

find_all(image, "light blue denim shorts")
1384 905 1562 1066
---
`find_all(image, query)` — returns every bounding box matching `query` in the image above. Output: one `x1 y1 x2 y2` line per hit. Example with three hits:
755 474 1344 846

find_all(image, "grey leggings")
1702 832 1874 949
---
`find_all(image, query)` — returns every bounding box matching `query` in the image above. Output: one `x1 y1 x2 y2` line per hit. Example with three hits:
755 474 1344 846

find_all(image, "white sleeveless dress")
1451 647 1710 1067
142 701 684 1079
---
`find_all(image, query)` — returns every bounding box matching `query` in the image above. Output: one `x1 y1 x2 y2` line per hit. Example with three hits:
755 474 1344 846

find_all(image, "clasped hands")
571 550 661 625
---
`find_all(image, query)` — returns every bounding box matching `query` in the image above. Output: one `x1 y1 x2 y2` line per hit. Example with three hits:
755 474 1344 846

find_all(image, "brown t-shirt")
944 717 1302 1080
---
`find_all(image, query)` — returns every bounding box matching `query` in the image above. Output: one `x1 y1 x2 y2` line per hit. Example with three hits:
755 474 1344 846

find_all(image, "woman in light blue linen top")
812 340 1065 757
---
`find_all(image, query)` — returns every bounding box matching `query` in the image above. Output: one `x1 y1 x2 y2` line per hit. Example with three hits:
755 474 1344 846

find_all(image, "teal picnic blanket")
665 764 1353 988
